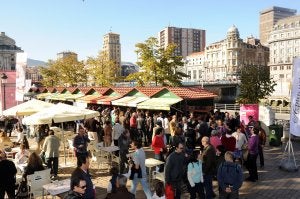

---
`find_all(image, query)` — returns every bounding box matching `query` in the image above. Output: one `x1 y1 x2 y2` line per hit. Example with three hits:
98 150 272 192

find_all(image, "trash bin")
269 124 283 146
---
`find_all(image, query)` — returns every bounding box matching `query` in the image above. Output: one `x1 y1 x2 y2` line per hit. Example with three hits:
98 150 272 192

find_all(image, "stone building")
184 25 269 83
102 32 121 75
259 6 296 46
0 32 23 71
268 15 300 105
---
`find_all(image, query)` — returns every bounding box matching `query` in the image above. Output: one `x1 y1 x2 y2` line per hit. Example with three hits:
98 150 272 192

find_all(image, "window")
188 71 191 79
273 66 277 70
280 66 284 70
279 74 284 78
193 70 197 79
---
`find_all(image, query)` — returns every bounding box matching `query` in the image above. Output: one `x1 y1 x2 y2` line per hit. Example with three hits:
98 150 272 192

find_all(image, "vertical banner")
15 52 27 101
240 104 259 125
290 57 300 136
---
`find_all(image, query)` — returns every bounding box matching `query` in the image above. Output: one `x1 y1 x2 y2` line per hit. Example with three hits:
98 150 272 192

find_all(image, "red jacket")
221 135 236 152
152 135 165 155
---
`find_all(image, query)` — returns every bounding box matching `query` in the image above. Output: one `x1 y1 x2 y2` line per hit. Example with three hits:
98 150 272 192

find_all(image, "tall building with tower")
158 27 206 58
102 32 121 76
259 6 296 45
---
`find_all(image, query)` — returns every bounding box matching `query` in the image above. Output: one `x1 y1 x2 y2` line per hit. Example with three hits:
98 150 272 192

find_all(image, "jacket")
202 144 216 175
105 187 135 199
165 151 186 185
64 190 84 199
43 135 60 158
217 161 243 191
0 159 17 186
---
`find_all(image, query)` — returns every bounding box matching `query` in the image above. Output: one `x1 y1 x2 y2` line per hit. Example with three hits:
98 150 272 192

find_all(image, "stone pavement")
25 137 300 199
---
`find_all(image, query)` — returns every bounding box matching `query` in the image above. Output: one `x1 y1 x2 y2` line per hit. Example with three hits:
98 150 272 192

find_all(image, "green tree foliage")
237 65 276 104
86 51 118 86
126 37 188 86
39 55 87 87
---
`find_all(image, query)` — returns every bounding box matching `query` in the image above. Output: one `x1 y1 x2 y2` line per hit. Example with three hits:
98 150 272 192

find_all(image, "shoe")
245 177 256 182
212 192 217 198
260 165 264 169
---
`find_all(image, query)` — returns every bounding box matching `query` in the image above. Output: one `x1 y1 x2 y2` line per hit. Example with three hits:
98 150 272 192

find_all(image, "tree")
237 65 276 104
86 51 118 86
39 55 87 87
126 37 188 86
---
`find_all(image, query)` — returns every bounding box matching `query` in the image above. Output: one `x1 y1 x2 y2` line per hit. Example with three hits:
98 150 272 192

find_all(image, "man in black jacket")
64 175 86 199
165 142 186 199
201 136 216 199
0 149 17 199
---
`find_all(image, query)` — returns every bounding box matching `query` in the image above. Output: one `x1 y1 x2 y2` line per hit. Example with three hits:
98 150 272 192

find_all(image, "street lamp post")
1 73 8 111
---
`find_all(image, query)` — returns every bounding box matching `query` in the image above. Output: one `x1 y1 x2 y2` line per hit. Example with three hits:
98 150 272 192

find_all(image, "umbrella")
22 103 100 165
2 99 54 116
21 103 99 125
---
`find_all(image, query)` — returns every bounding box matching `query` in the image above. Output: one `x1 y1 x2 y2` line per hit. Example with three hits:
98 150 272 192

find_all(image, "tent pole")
62 122 67 165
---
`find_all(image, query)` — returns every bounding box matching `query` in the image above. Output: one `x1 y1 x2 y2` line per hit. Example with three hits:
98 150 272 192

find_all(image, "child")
153 181 165 199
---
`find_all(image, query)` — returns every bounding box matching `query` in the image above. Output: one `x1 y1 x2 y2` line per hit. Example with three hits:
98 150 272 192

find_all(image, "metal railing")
214 103 240 111
214 103 291 114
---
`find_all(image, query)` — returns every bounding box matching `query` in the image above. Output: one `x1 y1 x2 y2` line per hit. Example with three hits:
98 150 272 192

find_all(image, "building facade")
184 26 269 83
0 32 23 112
158 27 206 58
268 15 300 103
0 32 23 71
102 32 121 75
260 6 296 46
57 51 78 60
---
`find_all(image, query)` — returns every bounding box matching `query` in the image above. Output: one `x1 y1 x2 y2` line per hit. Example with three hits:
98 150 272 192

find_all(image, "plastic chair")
27 168 51 198
67 139 76 160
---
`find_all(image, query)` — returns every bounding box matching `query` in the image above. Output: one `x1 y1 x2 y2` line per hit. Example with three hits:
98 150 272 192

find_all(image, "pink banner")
240 104 259 125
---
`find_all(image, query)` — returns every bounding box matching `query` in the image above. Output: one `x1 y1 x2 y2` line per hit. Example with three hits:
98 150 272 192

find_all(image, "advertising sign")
290 57 300 136
240 104 259 125
15 52 27 101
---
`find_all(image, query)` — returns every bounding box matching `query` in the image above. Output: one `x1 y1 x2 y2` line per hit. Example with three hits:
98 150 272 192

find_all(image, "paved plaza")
26 136 300 199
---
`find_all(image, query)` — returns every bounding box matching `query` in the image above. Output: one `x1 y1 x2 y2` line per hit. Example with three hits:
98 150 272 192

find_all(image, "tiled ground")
26 137 300 199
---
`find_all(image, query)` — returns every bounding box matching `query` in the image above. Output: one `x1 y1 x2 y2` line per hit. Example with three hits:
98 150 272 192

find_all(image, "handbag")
16 180 29 199
165 183 175 199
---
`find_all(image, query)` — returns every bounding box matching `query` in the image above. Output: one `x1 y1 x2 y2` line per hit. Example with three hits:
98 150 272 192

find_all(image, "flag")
290 57 300 136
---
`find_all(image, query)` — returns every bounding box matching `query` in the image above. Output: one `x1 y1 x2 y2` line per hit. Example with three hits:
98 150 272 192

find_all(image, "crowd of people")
0 106 268 199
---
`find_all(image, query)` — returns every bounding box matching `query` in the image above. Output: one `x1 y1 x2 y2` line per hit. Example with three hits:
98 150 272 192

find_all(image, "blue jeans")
204 174 213 199
130 174 152 199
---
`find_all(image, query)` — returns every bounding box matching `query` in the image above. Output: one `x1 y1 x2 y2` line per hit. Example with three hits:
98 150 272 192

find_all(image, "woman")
104 121 113 147
245 127 259 182
0 130 14 148
187 151 205 199
210 130 222 150
151 127 165 172
15 144 30 164
23 152 45 179
0 149 17 199
232 126 248 162
14 127 24 146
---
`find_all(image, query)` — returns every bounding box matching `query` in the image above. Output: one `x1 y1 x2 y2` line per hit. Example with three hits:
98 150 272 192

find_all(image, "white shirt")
17 132 24 143
152 193 165 199
112 123 124 140
15 149 30 164
232 132 247 150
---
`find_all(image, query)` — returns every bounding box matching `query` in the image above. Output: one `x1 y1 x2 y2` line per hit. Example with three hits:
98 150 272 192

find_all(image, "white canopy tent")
2 99 54 116
22 103 100 165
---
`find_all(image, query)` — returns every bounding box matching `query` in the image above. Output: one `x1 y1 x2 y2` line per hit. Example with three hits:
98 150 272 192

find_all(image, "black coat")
0 159 17 186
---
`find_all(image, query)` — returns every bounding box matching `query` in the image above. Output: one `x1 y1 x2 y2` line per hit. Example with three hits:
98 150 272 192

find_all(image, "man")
118 129 131 174
105 174 135 199
128 140 152 199
64 175 87 199
71 154 95 199
43 129 60 178
217 152 243 199
112 117 125 147
258 122 266 168
201 136 216 199
73 125 90 166
0 149 17 199
84 117 99 143
165 142 186 199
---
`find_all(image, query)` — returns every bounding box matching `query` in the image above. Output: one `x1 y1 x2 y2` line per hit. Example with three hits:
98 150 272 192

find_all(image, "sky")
1 0 300 63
